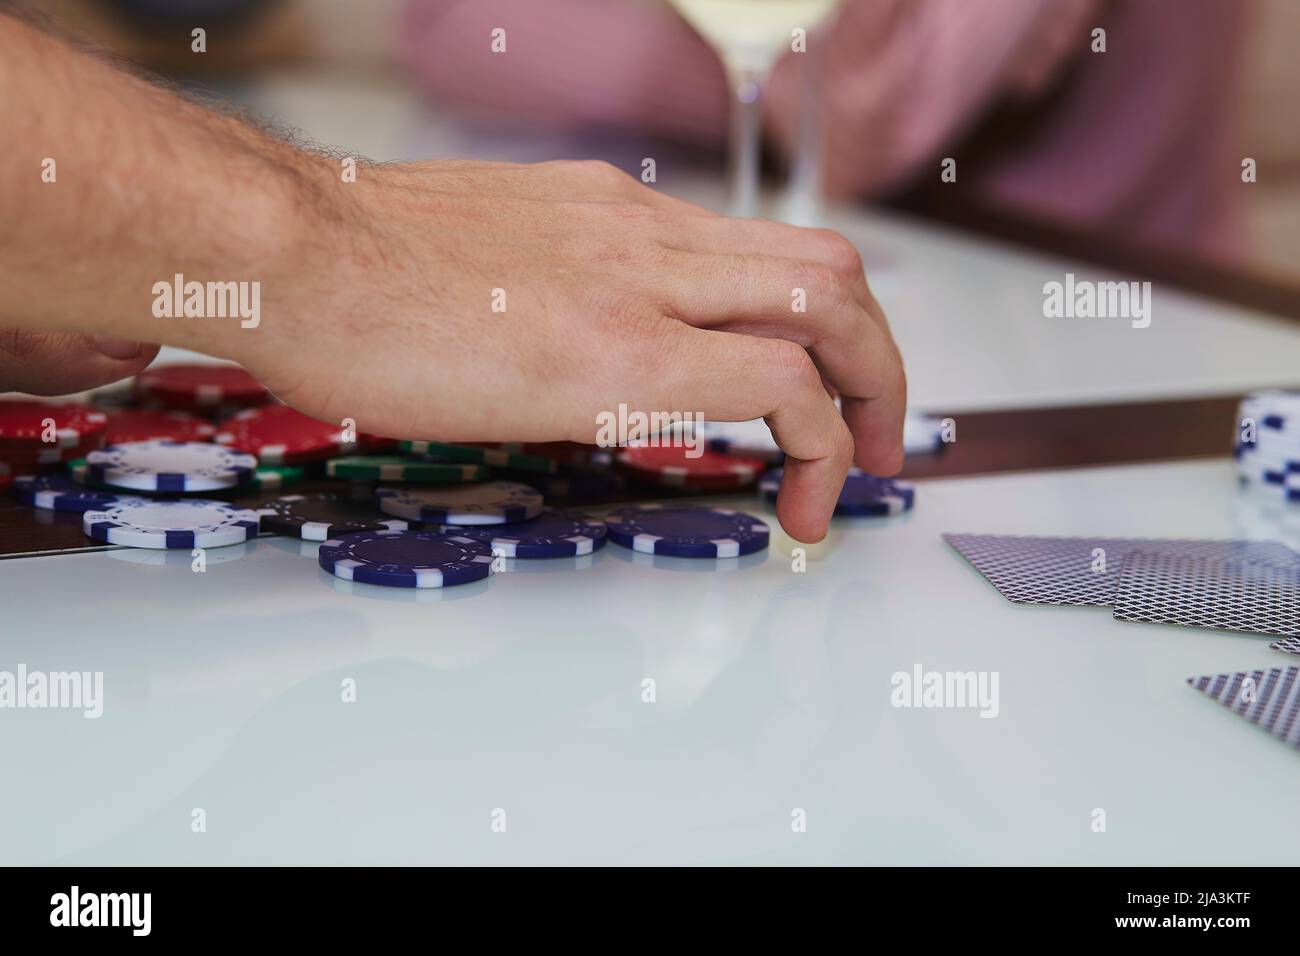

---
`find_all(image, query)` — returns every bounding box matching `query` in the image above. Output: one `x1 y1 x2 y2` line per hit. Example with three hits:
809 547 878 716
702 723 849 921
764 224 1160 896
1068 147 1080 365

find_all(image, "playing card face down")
1114 552 1300 638
943 533 1300 607
1187 666 1300 749
1271 637 1300 656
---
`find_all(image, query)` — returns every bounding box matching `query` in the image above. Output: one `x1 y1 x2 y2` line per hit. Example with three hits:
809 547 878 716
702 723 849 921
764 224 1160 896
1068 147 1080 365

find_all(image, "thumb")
0 329 160 395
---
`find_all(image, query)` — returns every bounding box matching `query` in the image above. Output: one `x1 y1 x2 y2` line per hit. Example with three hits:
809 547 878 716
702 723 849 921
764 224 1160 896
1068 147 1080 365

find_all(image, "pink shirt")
401 0 1250 263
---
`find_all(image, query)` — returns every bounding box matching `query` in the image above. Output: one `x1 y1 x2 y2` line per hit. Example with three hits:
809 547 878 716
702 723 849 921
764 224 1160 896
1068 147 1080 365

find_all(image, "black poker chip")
254 492 408 542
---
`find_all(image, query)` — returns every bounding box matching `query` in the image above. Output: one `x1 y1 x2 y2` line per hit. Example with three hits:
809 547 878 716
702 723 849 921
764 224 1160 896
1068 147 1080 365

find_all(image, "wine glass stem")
726 64 764 219
781 32 824 226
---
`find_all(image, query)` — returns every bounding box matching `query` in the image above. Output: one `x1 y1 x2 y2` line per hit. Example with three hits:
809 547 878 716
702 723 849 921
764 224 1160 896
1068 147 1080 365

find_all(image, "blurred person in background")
401 0 1251 264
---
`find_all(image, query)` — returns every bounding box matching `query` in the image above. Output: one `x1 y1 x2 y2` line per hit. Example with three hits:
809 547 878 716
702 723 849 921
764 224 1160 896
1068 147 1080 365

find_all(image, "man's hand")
0 15 905 543
242 159 905 542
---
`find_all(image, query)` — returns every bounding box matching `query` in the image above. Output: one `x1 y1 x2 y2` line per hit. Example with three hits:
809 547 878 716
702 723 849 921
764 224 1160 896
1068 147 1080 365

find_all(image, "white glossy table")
7 72 1300 867
2 458 1296 865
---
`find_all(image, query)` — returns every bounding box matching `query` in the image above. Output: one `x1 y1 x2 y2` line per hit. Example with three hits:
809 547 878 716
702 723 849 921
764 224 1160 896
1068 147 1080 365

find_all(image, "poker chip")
448 509 607 558
604 504 769 558
103 408 216 444
67 457 112 490
759 467 915 516
83 498 260 549
497 441 614 470
134 362 269 410
327 455 486 483
256 492 408 541
317 529 495 588
400 440 559 475
903 413 946 455
376 481 544 526
1236 392 1300 499
617 443 765 490
247 464 307 493
85 440 258 492
0 437 104 466
12 473 140 513
215 405 378 464
0 401 107 448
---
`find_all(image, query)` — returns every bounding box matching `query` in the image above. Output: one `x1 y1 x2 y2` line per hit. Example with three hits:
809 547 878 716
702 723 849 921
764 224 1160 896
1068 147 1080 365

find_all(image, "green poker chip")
325 455 487 483
248 463 307 492
398 440 557 475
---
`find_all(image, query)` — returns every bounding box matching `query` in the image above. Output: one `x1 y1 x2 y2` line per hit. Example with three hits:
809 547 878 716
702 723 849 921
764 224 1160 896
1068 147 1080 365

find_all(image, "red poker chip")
616 443 766 489
134 362 269 409
0 439 103 467
0 401 107 448
214 404 370 465
103 409 216 444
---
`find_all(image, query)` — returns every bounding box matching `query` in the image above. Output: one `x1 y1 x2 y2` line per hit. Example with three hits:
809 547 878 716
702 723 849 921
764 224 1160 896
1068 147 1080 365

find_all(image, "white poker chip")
375 481 543 526
903 413 946 455
83 498 260 550
85 440 257 492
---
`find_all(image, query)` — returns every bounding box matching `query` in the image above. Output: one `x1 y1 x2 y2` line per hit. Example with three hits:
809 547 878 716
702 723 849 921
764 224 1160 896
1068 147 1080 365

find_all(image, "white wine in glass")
666 0 838 216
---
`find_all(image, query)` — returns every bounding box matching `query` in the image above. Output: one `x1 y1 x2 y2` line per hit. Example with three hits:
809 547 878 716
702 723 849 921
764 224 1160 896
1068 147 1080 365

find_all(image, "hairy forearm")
0 14 329 360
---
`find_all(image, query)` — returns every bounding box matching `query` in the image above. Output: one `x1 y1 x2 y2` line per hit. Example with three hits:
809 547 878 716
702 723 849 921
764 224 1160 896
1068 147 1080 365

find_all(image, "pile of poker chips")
4 361 924 589
0 401 109 476
1236 391 1300 502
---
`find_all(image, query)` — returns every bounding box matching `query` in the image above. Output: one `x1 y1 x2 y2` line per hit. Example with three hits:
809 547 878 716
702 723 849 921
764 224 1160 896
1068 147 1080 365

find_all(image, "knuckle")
791 260 844 306
767 338 817 384
817 230 864 277
572 159 631 185
0 328 65 361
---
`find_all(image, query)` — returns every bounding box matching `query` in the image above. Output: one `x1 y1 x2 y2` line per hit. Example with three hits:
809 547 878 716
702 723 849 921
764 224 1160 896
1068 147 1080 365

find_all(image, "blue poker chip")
85 439 257 492
604 504 769 558
317 529 495 588
448 509 607 558
759 467 916 517
12 473 136 513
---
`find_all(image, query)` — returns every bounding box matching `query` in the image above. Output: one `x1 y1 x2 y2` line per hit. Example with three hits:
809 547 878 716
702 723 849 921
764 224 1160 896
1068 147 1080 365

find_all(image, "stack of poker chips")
5 362 927 588
1235 391 1300 503
0 401 109 487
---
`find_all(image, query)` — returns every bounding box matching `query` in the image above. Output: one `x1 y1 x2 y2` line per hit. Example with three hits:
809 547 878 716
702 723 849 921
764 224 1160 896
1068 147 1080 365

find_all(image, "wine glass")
666 0 839 218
